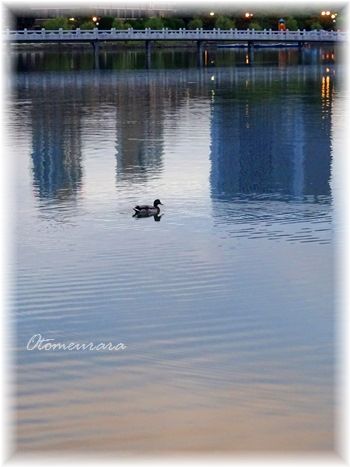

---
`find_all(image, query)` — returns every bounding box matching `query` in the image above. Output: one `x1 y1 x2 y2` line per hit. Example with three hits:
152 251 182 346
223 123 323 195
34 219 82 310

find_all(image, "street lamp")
92 16 98 22
209 11 215 16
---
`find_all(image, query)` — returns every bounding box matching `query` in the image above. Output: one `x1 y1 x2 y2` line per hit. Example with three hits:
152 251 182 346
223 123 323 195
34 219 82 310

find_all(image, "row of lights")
69 16 100 25
321 11 337 22
72 11 338 27
210 11 254 18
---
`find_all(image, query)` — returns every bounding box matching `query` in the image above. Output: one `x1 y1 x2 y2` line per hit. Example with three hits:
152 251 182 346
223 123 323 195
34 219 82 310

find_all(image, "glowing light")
209 11 215 16
326 11 331 15
92 16 98 22
331 14 336 18
245 12 253 18
69 17 75 21
96 22 99 26
321 11 326 15
210 75 215 81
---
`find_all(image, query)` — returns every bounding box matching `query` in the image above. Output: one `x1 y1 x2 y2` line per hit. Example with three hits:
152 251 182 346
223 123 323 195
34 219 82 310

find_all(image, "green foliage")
335 13 345 30
42 17 72 30
286 16 299 30
248 21 262 30
164 17 185 29
250 15 276 30
79 21 95 30
201 15 216 29
187 18 203 29
128 19 146 29
144 17 164 29
294 14 311 30
33 12 342 33
215 15 235 29
99 16 114 29
112 19 130 29
310 21 322 30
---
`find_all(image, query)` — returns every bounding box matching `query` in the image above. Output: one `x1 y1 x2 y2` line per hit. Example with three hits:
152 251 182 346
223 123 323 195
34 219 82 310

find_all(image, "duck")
133 199 163 217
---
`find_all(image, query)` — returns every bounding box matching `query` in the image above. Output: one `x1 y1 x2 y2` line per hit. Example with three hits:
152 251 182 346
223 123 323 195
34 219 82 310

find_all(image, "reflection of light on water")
245 53 249 65
321 74 332 110
245 103 250 128
322 51 335 63
210 76 216 102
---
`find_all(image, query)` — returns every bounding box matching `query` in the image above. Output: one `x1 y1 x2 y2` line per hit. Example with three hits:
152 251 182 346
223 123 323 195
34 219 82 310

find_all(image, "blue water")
9 46 340 452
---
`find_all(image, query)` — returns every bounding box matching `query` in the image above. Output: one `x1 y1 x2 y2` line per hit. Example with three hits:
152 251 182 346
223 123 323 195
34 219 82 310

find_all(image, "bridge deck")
4 28 346 43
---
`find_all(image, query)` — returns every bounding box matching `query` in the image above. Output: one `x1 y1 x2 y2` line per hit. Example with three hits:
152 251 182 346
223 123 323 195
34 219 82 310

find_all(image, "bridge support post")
92 41 100 69
298 41 304 64
247 41 255 65
197 41 204 67
145 40 152 68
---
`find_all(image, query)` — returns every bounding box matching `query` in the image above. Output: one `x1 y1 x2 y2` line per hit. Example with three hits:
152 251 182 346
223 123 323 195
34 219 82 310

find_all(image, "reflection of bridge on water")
6 28 346 68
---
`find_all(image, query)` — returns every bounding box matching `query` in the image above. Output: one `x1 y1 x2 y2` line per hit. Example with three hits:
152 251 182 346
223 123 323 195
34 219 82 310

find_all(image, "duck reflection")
133 212 164 222
210 67 334 202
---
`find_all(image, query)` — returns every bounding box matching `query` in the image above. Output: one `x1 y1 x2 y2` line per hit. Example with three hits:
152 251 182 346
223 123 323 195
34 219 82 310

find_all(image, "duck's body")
133 199 163 217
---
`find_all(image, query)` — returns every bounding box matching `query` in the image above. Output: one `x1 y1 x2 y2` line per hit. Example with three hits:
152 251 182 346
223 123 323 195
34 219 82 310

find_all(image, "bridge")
4 28 346 44
5 28 344 68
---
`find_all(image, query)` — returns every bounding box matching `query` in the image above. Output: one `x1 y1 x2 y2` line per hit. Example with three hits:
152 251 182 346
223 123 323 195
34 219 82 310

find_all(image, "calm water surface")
9 47 341 452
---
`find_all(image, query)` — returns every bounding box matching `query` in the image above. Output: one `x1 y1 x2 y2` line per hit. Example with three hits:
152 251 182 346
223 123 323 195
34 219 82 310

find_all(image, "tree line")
16 13 343 31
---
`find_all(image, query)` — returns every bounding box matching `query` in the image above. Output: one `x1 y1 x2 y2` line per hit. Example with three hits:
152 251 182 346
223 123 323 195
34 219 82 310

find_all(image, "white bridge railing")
3 28 346 42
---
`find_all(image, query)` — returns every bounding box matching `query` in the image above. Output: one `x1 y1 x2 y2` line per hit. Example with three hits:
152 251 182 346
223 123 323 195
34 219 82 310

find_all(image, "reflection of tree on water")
30 77 83 202
210 66 334 203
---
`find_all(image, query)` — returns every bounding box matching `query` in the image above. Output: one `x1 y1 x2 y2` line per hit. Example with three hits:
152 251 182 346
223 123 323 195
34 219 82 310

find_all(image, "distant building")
8 2 177 21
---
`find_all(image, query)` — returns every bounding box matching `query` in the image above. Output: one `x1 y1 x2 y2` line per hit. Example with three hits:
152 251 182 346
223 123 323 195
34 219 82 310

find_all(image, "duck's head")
153 199 163 207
